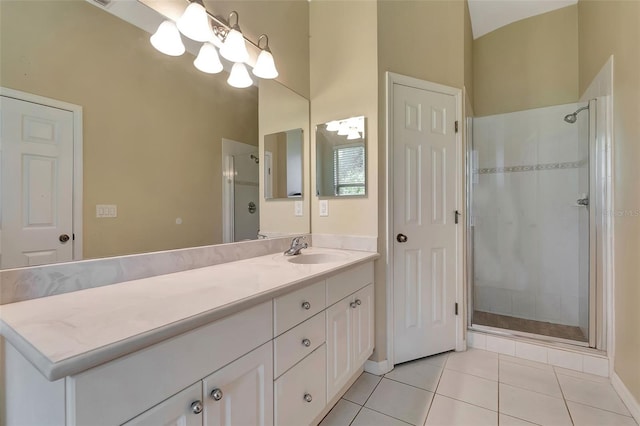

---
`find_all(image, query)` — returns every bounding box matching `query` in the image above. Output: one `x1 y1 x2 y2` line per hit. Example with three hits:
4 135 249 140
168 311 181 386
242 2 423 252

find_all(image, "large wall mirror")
316 116 367 198
0 0 310 270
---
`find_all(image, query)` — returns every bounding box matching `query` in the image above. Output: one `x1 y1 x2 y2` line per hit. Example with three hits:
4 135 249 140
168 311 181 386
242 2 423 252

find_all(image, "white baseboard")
611 371 640 423
364 359 392 375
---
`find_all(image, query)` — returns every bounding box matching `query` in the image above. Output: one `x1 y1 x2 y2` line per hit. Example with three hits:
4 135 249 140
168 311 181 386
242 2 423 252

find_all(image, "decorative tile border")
478 161 584 175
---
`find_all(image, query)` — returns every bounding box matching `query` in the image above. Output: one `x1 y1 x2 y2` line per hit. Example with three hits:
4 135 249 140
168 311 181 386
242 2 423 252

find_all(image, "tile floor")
319 349 637 426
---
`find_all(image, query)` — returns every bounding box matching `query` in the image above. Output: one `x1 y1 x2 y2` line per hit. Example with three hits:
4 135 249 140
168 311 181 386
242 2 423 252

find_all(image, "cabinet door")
352 284 374 368
326 297 352 401
202 342 273 426
123 382 202 426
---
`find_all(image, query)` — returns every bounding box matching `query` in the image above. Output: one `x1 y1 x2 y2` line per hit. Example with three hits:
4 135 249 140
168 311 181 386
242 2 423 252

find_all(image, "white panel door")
393 83 458 364
0 96 74 268
203 342 273 426
326 297 352 401
351 284 374 368
123 382 202 426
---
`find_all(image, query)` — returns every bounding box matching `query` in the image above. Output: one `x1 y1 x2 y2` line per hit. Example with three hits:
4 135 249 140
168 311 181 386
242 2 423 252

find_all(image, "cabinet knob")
301 301 311 310
304 393 313 403
350 301 357 309
210 388 223 401
302 338 311 347
356 299 362 306
191 400 203 414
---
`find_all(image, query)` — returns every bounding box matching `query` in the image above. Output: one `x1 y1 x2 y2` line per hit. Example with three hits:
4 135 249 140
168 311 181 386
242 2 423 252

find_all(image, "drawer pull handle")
304 393 313 403
191 400 203 414
302 301 311 310
302 338 311 347
356 299 362 306
350 301 357 309
210 388 223 401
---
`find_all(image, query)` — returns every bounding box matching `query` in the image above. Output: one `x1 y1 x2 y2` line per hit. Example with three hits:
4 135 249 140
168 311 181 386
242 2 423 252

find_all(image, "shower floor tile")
473 311 587 342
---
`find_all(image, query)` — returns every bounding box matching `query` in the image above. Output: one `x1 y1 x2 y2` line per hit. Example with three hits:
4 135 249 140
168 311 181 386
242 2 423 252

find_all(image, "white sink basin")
286 252 349 264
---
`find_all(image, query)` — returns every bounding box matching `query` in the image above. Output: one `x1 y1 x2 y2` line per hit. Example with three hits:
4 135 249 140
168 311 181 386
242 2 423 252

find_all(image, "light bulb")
176 2 213 42
194 43 223 74
252 48 278 79
227 63 253 88
150 21 185 56
220 28 249 63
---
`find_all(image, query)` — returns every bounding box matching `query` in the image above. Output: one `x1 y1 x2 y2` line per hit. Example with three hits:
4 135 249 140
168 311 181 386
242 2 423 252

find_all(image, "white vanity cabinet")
122 382 203 426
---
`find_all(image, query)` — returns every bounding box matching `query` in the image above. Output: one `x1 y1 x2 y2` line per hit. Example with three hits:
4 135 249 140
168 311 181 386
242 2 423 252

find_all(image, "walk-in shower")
467 101 596 346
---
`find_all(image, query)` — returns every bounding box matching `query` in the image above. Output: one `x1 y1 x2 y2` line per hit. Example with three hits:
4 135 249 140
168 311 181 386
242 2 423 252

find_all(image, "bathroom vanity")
1 248 377 426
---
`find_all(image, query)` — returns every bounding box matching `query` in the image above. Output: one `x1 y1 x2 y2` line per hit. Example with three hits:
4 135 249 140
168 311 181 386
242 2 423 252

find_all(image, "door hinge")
454 210 461 224
454 120 459 133
455 303 459 315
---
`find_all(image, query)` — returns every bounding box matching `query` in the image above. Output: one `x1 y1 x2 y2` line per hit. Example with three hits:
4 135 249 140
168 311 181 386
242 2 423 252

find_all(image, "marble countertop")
0 247 378 381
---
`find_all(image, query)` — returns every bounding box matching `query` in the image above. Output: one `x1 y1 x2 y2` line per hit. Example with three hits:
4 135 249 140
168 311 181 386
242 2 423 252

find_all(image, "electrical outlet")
319 200 328 217
294 201 303 217
96 204 117 218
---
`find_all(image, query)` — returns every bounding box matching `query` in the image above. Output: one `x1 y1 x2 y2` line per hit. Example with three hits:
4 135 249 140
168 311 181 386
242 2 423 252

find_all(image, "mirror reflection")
316 116 366 197
0 0 309 269
263 129 304 200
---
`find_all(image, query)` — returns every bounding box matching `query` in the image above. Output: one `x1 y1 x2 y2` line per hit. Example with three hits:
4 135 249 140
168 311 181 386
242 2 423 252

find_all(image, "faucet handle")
292 236 305 245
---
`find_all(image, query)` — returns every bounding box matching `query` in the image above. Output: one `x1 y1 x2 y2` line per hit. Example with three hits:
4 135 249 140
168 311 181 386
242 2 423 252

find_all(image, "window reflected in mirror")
263 129 304 200
316 116 366 197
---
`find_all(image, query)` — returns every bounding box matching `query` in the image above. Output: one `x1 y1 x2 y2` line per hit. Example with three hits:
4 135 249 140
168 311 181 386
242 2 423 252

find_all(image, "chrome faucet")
284 236 308 256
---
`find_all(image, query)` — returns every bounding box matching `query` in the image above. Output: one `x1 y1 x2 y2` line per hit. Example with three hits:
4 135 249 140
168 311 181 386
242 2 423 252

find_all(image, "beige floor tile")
436 368 497 410
567 401 638 426
499 383 572 426
385 357 443 392
319 399 361 426
422 351 451 367
499 360 563 398
498 414 540 425
500 354 553 371
445 348 499 380
343 372 382 405
351 407 411 426
365 378 433 425
425 394 497 426
557 373 631 415
553 366 610 383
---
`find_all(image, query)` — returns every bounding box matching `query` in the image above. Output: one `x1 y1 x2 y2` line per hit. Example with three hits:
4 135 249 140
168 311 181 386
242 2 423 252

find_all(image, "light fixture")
227 62 253 88
219 11 249 63
326 121 340 131
150 20 186 56
252 35 278 79
176 0 213 42
194 43 223 74
347 128 361 140
337 122 349 136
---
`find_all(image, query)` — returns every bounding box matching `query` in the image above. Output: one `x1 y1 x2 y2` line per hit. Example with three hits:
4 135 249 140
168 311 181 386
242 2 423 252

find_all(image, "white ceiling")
468 0 578 39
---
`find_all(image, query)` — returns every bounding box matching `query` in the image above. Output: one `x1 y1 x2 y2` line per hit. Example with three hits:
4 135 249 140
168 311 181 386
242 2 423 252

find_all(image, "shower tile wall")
473 103 588 328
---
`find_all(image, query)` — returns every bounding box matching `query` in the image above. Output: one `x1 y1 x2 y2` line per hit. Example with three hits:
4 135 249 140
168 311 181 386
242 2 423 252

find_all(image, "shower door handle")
577 197 589 206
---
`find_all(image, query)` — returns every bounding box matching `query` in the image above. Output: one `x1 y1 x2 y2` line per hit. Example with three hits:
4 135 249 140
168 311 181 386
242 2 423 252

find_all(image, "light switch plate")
96 204 117 218
294 201 303 217
319 200 328 217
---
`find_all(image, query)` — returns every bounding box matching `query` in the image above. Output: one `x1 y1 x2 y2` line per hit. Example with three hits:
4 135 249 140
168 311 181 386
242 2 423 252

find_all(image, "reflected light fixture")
219 11 249 63
227 62 253 88
326 121 340 132
347 128 361 140
337 123 349 136
176 0 213 42
194 43 223 74
252 35 278 79
150 20 186 56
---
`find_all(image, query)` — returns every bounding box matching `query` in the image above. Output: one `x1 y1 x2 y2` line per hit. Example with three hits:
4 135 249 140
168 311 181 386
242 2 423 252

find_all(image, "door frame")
385 72 465 369
0 87 83 263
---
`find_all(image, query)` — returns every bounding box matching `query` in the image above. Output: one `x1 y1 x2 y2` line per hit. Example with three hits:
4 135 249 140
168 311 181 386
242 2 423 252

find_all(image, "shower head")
564 105 589 124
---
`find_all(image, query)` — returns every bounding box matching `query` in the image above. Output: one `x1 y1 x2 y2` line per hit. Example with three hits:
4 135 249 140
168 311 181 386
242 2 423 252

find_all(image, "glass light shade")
150 21 185 56
252 49 278 79
176 2 213 42
227 62 253 88
220 28 249 63
326 121 340 132
347 128 361 140
194 43 223 74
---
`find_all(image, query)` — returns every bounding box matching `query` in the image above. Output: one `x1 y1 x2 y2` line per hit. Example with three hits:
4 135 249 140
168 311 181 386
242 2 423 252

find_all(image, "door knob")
210 388 223 401
191 400 203 414
59 234 70 243
304 393 313 403
396 233 408 243
302 338 311 347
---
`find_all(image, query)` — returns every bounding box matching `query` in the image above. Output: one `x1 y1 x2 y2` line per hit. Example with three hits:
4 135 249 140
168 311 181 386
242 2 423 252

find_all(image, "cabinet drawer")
69 302 272 426
327 262 373 306
274 311 326 378
274 280 326 336
274 344 327 426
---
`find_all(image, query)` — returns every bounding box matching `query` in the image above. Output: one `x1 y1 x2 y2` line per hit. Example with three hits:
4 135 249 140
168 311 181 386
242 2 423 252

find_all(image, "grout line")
551 363 575 425
361 406 416 426
568 400 639 420
383 376 439 393
347 373 384 425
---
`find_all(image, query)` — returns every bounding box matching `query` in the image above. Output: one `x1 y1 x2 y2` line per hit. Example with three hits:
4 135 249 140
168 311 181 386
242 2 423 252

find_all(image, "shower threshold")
473 311 588 343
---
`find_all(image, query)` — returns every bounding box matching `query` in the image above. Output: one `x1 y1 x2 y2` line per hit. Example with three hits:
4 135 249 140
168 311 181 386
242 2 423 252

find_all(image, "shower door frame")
466 99 603 350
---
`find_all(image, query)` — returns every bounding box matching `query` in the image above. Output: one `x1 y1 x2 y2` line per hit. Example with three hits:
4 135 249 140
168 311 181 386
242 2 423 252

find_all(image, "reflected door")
0 96 74 268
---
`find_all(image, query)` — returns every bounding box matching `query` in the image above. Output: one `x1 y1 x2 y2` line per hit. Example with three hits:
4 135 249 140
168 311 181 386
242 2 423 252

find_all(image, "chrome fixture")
191 400 203 414
304 393 313 403
284 236 308 256
149 0 278 88
577 196 589 206
301 301 311 310
350 299 362 309
302 338 311 347
210 388 223 401
250 154 259 164
564 106 589 124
